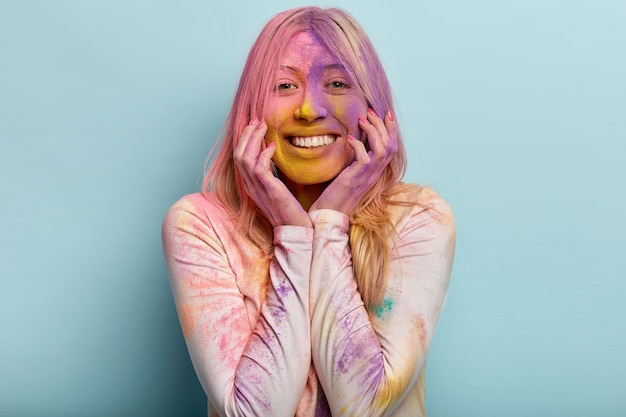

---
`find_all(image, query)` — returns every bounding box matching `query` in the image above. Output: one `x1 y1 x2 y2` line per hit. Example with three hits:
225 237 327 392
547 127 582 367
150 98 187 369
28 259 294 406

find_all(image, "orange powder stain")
176 303 195 340
414 315 428 354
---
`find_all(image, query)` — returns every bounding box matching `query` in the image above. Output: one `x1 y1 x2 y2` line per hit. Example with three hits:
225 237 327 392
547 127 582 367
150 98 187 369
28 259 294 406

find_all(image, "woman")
162 6 455 417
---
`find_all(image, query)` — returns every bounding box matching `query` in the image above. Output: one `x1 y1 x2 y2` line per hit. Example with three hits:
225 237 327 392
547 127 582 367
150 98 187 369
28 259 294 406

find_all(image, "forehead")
279 31 339 68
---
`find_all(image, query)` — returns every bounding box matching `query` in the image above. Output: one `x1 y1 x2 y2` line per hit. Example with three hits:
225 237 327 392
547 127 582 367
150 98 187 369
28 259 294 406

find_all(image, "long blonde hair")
202 7 411 311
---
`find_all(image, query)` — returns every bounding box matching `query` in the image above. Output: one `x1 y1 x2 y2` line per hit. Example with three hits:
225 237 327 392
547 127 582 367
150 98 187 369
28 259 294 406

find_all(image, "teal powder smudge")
374 297 395 319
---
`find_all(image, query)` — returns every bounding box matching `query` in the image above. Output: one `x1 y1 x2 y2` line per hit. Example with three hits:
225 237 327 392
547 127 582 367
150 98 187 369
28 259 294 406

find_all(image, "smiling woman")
162 6 455 417
265 31 368 203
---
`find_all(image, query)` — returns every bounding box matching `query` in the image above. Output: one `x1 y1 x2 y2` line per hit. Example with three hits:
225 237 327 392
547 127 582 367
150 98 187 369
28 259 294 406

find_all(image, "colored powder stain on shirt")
275 277 293 298
414 315 428 353
374 297 395 319
176 303 195 339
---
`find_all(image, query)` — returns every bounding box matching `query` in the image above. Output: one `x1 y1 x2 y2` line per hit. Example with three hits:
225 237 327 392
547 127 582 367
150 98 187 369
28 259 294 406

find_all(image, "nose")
294 86 327 121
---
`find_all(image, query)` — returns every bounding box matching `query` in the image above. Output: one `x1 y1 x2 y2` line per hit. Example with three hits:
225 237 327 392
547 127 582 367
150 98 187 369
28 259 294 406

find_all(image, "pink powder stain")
206 304 252 370
218 332 229 352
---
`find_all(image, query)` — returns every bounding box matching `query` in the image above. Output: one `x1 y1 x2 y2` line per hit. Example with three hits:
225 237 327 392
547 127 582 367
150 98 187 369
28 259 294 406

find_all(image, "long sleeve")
309 188 456 416
162 194 314 417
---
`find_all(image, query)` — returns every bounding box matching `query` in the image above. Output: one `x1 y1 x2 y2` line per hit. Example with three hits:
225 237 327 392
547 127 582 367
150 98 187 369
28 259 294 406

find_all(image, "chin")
279 164 343 187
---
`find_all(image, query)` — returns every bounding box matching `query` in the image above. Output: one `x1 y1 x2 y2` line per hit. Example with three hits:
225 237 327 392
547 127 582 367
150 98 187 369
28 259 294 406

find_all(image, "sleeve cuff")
308 209 350 232
273 225 314 245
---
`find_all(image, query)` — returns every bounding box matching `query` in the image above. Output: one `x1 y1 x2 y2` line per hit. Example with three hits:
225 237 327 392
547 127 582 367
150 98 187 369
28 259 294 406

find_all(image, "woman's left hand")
309 109 398 215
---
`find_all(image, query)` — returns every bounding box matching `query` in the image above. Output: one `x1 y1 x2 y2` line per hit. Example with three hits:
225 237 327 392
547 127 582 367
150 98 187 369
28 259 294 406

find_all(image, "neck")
280 175 328 212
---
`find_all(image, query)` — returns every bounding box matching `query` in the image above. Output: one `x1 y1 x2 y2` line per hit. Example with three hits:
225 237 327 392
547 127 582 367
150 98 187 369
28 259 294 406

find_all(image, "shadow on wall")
136 258 207 417
150 269 207 417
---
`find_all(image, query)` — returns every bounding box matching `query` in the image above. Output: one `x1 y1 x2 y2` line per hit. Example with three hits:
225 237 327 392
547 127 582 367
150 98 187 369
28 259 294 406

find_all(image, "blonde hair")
202 7 412 311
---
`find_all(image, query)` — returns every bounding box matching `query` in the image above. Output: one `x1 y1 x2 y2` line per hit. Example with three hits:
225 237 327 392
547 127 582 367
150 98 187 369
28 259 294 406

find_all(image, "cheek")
333 99 366 130
264 106 293 141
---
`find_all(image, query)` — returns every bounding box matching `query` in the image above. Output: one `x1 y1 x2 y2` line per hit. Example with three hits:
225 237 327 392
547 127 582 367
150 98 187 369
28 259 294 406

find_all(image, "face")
264 31 368 188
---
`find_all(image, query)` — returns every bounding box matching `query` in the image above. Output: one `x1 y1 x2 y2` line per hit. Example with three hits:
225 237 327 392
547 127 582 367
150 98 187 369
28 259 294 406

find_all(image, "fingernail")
347 134 356 141
368 108 377 117
249 118 258 126
387 110 395 122
256 120 266 129
359 116 369 124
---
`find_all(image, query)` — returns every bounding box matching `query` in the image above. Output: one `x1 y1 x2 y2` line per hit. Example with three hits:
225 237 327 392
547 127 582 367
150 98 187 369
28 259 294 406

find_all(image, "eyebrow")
279 63 346 74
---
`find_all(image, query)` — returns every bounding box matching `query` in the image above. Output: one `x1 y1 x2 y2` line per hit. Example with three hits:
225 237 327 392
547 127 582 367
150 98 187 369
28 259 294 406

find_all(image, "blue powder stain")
374 297 394 319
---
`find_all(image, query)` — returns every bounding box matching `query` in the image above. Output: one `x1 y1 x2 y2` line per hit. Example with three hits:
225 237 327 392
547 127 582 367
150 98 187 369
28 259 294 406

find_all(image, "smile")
290 135 336 148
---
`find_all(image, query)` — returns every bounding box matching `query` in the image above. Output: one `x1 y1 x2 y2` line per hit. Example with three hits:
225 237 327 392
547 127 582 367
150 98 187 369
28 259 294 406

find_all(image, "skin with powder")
237 31 396 221
162 7 455 417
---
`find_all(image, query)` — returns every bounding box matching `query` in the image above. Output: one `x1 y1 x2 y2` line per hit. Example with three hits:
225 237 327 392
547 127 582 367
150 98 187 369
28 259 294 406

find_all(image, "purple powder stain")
275 277 293 298
335 333 366 375
270 303 287 320
359 356 384 388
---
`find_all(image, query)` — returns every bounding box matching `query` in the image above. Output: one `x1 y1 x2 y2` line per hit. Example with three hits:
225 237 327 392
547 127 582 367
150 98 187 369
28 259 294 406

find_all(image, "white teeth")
291 135 336 148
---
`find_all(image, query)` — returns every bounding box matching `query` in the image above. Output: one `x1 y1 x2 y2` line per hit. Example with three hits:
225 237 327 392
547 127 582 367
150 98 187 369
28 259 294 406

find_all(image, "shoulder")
164 191 223 215
162 192 233 240
389 183 455 239
414 186 454 225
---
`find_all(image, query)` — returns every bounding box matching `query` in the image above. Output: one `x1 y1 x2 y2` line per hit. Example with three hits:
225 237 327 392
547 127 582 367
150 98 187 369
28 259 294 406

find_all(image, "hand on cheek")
310 109 398 215
234 119 312 228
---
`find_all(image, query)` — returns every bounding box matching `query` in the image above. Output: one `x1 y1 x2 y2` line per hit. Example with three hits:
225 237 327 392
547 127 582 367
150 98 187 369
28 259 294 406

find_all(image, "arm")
162 198 313 417
309 189 455 416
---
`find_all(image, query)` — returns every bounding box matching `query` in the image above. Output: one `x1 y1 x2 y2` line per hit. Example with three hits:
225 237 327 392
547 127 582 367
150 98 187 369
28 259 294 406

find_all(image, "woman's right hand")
234 119 312 228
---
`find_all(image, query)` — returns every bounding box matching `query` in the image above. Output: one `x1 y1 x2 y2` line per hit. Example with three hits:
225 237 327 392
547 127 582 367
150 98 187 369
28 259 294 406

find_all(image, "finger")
365 109 389 156
246 119 267 153
234 118 259 163
347 134 370 165
255 142 277 182
240 120 268 168
257 141 276 167
358 115 384 157
383 110 399 156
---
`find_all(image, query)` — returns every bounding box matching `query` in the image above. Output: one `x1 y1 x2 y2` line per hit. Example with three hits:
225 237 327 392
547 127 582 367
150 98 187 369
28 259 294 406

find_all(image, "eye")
327 80 349 89
276 82 297 92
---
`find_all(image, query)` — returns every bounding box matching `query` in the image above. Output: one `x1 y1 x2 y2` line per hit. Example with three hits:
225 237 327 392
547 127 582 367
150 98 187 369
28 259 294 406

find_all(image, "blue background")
1 1 624 416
